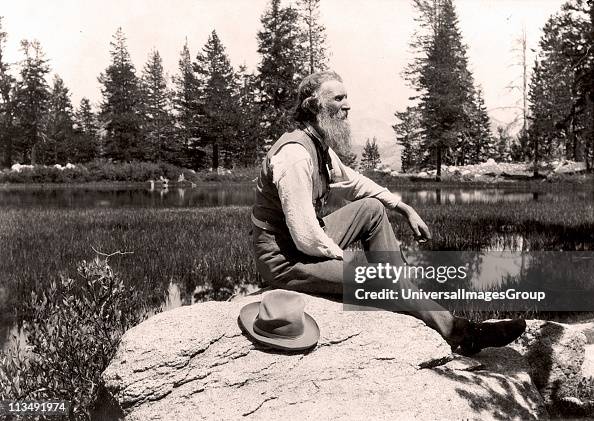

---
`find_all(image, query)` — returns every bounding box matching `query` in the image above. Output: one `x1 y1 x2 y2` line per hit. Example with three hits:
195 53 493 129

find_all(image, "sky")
2 0 566 131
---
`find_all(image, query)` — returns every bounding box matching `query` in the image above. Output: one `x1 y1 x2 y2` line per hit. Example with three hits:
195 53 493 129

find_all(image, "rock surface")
509 320 587 404
101 294 553 420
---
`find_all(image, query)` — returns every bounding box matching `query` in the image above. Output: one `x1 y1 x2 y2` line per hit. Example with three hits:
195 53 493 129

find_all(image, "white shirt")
270 143 401 260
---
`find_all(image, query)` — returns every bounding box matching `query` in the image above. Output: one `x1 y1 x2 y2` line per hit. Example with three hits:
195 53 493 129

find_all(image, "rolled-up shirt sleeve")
328 148 402 208
270 144 344 260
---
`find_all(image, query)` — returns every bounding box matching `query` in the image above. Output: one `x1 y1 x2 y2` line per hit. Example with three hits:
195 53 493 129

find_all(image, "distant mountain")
349 117 402 171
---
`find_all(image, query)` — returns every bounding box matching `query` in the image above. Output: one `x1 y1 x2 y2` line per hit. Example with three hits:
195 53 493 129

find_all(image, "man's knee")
269 261 343 295
359 197 385 214
358 197 387 224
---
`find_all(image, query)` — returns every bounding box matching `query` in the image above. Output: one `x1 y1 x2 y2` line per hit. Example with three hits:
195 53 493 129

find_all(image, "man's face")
317 80 350 119
315 80 352 155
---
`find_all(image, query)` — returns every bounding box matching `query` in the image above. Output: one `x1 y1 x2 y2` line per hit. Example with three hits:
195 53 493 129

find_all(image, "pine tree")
257 0 307 144
39 75 74 164
587 1 594 171
557 0 594 171
494 126 513 162
75 98 98 135
528 59 553 174
404 0 481 179
0 17 16 167
73 97 99 162
361 137 381 170
466 88 493 163
420 0 473 177
394 106 423 172
14 39 51 164
140 49 175 162
173 39 203 167
194 30 239 169
236 65 262 166
98 27 143 161
526 0 594 172
297 0 328 73
529 13 577 163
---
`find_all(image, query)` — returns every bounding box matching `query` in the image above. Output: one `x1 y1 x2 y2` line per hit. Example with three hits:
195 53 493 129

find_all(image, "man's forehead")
318 79 347 96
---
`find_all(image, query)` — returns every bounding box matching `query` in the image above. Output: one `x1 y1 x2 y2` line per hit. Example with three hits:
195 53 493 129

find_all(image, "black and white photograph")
0 0 593 419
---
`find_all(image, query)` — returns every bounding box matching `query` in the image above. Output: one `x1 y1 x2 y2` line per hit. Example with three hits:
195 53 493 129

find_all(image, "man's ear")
303 96 319 114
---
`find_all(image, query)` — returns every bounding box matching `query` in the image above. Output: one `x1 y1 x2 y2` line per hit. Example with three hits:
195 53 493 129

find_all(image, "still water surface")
1 183 592 208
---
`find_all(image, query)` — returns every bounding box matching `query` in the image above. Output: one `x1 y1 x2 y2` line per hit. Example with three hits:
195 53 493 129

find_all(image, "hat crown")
253 291 305 339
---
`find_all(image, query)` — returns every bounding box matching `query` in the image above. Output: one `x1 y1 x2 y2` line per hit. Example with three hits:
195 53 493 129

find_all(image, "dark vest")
252 125 331 232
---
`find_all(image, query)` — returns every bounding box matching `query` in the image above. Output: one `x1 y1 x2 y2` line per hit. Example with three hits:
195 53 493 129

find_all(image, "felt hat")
239 290 320 351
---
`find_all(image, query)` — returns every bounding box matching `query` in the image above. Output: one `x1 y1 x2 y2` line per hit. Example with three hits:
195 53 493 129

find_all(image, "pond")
1 183 593 208
1 183 593 352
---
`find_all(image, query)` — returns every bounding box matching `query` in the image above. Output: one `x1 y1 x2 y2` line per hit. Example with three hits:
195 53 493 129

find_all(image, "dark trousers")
252 197 455 339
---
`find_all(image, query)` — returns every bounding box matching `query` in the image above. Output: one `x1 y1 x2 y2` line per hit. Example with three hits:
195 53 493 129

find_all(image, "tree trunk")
436 146 442 182
309 20 314 74
212 141 219 170
585 1 594 173
584 98 594 173
23 145 31 165
570 117 579 161
533 133 539 178
2 130 12 168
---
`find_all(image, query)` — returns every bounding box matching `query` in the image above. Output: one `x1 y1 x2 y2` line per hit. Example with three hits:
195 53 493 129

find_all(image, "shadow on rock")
429 347 547 420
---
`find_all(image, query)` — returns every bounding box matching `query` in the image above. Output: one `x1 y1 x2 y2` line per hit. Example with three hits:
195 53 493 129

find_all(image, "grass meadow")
0 207 260 323
1 195 593 322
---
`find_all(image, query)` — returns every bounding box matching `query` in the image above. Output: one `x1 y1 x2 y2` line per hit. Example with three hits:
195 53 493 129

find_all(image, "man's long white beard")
317 108 352 158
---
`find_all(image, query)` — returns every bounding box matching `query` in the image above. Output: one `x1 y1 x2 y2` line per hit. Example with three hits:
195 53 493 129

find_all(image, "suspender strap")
300 122 333 182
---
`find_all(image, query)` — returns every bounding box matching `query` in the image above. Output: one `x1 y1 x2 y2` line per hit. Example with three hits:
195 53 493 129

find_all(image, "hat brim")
239 301 320 351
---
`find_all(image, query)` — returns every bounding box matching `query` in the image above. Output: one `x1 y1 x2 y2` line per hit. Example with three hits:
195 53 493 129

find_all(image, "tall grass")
0 207 260 320
1 197 592 321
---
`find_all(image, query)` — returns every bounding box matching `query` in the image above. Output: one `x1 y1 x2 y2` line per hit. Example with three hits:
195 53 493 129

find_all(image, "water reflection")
0 184 257 208
390 250 594 311
399 188 593 205
1 185 592 208
488 234 526 252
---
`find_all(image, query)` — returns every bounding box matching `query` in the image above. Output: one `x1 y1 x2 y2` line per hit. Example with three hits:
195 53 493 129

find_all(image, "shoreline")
0 180 258 190
0 175 592 191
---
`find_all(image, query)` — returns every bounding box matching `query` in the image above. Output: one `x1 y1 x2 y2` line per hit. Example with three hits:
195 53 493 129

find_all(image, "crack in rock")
241 395 278 417
179 387 205 399
208 348 251 368
119 334 227 408
173 370 209 388
319 332 361 347
130 334 226 374
249 361 278 375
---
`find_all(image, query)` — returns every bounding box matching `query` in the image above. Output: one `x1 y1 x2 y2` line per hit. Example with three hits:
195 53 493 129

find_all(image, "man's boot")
447 317 527 356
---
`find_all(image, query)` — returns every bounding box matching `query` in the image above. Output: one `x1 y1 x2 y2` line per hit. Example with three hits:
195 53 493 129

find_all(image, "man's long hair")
293 71 343 123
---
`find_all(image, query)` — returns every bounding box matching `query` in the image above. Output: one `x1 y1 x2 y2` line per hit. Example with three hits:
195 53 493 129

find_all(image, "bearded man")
251 71 525 355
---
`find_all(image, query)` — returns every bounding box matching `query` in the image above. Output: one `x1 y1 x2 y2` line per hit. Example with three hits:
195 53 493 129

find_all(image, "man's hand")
395 201 432 242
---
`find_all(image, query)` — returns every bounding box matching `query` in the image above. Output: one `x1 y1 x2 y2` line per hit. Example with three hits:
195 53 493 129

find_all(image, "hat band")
253 324 304 341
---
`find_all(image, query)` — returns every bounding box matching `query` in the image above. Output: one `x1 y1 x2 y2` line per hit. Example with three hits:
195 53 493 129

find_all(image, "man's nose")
342 100 351 111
